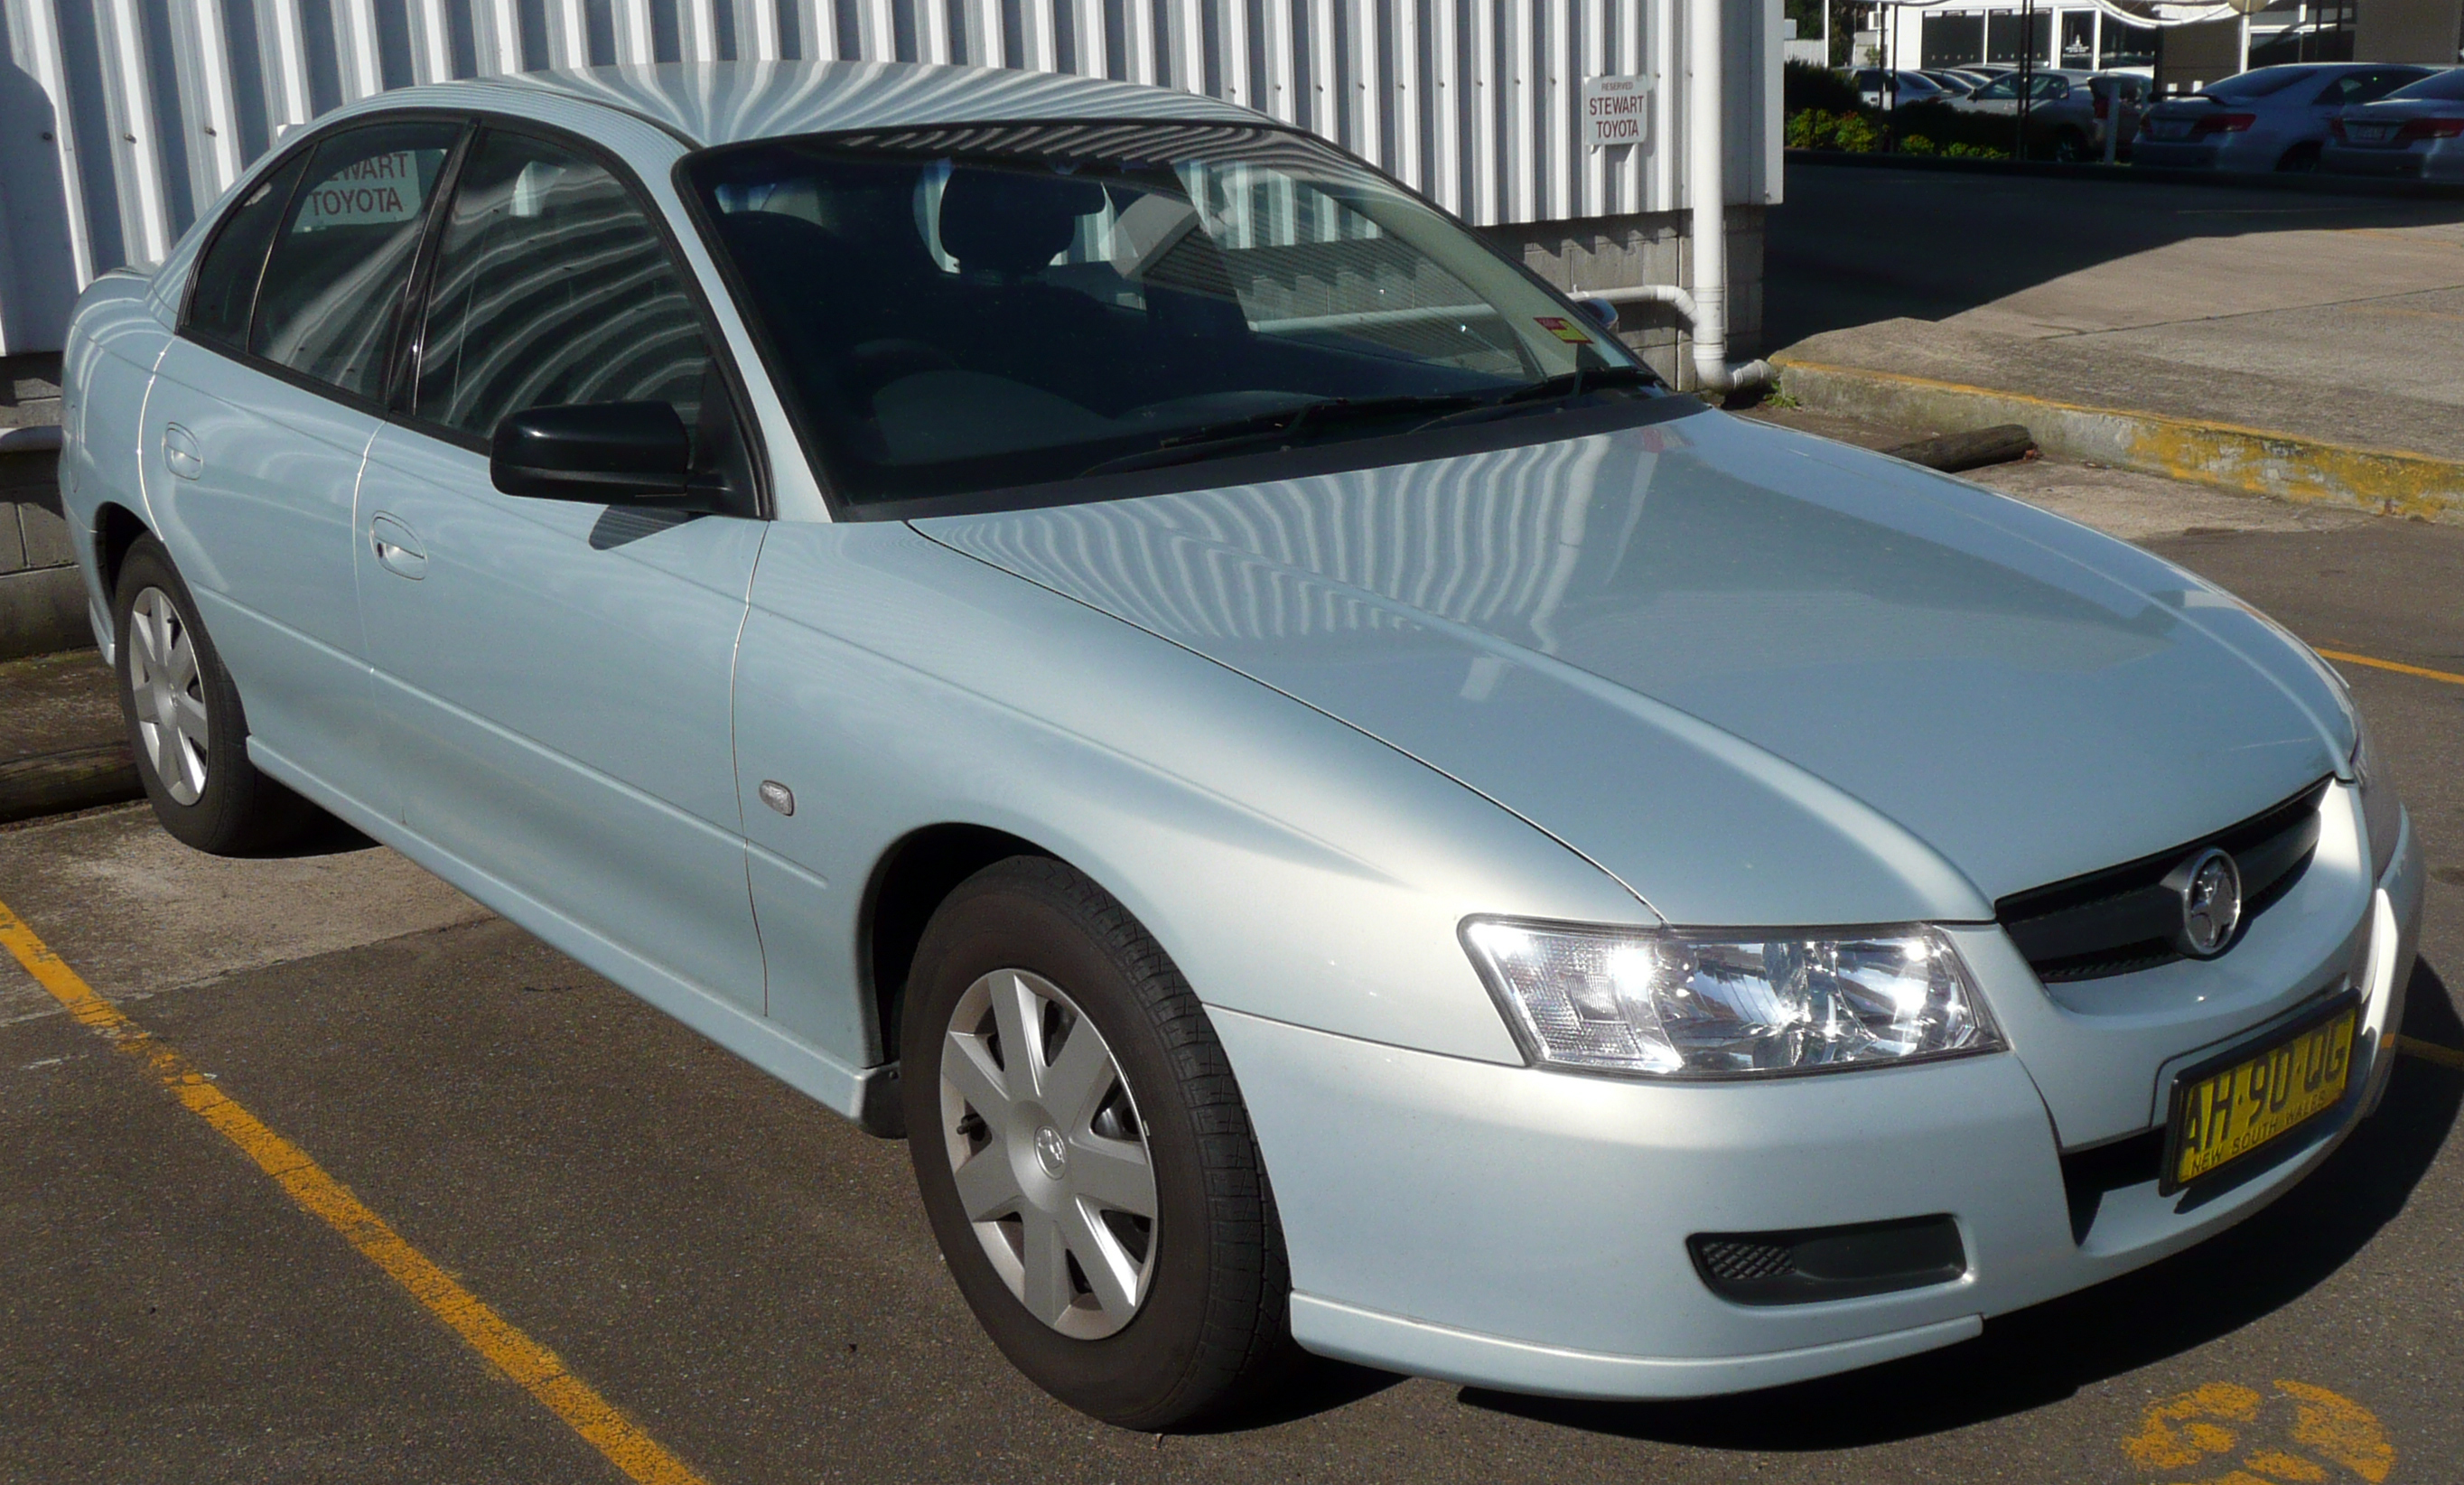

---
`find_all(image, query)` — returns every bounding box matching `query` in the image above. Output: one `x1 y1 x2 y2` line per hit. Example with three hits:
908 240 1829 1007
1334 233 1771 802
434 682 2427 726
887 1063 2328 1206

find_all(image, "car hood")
913 409 2352 926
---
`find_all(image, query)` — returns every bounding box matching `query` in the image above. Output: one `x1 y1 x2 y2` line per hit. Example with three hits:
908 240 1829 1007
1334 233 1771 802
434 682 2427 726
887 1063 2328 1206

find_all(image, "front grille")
1997 778 2329 983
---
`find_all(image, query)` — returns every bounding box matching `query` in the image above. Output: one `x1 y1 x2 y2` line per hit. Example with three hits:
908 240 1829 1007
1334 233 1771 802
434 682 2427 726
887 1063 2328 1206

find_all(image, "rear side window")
2316 70 2430 106
187 153 306 352
2388 69 2464 102
2206 67 2317 100
413 130 713 442
251 119 462 400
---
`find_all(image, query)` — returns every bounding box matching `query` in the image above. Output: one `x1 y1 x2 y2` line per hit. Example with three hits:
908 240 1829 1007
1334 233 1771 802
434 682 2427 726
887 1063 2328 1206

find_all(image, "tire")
901 856 1293 1429
112 534 322 855
2052 127 2091 163
2278 143 2322 173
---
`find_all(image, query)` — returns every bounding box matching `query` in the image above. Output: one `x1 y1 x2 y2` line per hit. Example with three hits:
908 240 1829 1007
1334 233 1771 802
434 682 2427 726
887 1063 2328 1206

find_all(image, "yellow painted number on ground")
2123 1379 2394 1483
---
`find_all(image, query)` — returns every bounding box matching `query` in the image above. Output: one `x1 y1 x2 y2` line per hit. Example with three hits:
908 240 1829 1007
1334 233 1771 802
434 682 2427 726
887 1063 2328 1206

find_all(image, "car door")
355 122 770 1015
143 117 464 816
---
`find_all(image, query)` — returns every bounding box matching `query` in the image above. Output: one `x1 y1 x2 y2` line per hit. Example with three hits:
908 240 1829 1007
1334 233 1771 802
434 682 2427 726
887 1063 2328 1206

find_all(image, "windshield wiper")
1412 364 1660 432
1079 393 1484 477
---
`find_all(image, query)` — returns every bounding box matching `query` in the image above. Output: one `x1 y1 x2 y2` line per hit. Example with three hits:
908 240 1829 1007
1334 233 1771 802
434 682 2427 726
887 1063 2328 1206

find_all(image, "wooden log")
1881 424 2038 473
0 743 142 825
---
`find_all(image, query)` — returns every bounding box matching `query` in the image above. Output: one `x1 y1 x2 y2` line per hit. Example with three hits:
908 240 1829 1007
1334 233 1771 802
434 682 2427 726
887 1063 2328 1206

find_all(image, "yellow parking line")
0 899 711 1485
2395 1035 2464 1071
2314 647 2464 688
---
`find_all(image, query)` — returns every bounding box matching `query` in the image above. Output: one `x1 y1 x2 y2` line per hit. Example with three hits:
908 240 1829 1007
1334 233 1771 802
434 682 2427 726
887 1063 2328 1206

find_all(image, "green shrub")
1833 111 1881 153
1784 107 2013 161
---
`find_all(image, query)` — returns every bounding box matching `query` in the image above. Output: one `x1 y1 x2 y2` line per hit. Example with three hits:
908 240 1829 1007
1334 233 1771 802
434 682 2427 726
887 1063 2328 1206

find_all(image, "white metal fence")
0 0 1778 353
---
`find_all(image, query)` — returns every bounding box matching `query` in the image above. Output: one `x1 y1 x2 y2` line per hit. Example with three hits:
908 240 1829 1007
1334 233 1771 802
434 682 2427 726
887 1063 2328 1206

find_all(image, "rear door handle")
162 424 202 481
369 512 427 580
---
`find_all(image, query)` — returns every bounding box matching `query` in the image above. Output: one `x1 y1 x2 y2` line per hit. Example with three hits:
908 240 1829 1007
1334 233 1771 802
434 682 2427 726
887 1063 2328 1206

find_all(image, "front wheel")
901 857 1293 1429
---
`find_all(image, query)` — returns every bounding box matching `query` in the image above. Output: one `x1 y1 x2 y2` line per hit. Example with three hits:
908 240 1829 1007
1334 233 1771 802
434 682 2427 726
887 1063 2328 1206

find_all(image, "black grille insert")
1688 1215 1967 1305
1997 778 2329 983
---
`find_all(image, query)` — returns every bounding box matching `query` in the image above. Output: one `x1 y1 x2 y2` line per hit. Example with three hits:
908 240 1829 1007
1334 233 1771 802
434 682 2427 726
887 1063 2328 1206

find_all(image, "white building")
1870 0 2460 89
0 0 1787 388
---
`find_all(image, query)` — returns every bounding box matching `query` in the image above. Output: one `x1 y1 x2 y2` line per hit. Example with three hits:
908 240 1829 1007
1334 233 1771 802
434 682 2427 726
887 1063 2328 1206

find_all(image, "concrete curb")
0 742 142 827
1769 356 2464 523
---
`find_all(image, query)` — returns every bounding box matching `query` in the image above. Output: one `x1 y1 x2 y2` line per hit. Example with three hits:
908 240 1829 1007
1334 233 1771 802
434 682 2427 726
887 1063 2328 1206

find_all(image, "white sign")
297 151 424 229
1581 75 1653 150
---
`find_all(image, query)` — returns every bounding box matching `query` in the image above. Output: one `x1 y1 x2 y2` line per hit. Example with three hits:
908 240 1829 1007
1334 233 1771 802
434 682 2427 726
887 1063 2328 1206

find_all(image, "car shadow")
1757 161 2464 350
1452 957 2462 1451
1187 1350 1409 1433
248 811 381 859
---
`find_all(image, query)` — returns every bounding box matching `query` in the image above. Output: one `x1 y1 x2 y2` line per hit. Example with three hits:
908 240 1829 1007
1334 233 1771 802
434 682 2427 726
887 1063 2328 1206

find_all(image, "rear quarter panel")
61 272 173 658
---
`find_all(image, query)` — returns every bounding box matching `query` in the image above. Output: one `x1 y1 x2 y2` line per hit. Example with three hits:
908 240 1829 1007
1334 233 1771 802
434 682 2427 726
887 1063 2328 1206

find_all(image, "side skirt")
245 735 901 1133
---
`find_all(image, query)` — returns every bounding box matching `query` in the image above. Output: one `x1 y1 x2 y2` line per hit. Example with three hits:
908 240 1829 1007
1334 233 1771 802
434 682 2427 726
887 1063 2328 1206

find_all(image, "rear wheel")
2278 142 2323 173
112 535 322 855
901 856 1293 1429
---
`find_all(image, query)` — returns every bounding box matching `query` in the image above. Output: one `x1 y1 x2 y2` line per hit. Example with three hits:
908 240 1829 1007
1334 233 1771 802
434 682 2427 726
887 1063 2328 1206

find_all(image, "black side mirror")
490 402 696 504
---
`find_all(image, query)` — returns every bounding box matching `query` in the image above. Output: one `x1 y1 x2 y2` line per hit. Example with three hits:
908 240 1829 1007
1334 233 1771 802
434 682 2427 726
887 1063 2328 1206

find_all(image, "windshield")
2204 67 2317 100
2389 68 2464 101
685 123 1659 511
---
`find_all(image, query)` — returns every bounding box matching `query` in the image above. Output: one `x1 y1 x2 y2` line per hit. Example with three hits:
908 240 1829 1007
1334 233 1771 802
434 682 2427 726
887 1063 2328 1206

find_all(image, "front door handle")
162 424 202 481
369 512 427 580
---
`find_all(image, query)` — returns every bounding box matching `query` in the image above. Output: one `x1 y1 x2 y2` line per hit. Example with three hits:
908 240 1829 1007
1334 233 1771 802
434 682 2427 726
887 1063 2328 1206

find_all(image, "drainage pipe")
1677 0 1772 394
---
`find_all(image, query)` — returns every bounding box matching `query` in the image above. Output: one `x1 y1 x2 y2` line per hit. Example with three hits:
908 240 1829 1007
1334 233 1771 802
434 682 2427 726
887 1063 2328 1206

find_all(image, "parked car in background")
1953 70 2147 159
2323 67 2464 180
1847 68 1955 108
1920 70 1982 98
2134 62 2434 172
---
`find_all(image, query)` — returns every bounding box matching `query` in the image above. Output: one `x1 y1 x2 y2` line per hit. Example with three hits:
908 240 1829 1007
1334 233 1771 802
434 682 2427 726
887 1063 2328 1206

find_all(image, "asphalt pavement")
1767 163 2464 470
3 462 2459 1485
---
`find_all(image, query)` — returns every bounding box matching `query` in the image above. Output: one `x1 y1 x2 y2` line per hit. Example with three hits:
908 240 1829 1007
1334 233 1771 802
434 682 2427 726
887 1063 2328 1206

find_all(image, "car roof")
347 60 1265 149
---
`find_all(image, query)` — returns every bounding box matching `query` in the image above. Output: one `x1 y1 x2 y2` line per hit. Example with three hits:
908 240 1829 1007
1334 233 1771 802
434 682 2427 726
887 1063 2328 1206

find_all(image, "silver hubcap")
940 969 1158 1340
126 587 209 806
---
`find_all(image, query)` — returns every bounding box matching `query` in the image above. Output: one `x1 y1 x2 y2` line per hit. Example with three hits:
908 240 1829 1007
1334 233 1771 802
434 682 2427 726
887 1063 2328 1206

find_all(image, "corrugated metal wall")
0 0 1778 353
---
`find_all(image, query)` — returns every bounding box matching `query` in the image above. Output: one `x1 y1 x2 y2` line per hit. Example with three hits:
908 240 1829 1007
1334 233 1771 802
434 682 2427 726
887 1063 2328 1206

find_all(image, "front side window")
251 119 461 399
188 153 308 352
687 123 1657 510
413 129 714 444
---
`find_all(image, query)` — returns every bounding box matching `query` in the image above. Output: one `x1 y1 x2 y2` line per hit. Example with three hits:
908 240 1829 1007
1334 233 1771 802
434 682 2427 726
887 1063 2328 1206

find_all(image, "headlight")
2353 718 2402 883
1461 919 2003 1079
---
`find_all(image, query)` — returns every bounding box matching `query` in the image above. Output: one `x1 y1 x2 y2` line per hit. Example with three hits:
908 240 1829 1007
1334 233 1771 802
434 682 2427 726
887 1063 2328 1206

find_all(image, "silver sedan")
60 61 2422 1427
2323 67 2464 181
2135 62 2435 172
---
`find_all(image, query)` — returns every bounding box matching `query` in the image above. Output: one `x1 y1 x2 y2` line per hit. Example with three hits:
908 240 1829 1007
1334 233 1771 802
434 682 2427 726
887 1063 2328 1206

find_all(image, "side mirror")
490 402 695 503
1575 297 1619 332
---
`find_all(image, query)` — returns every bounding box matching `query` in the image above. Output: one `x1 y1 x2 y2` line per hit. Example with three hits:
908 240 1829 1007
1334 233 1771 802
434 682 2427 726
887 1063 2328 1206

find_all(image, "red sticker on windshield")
1535 315 1593 344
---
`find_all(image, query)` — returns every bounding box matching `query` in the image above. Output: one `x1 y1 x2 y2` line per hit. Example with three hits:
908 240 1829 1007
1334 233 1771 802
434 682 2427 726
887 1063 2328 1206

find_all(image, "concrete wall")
2157 18 2250 90
0 353 80 660
2356 0 2464 61
1500 204 1768 383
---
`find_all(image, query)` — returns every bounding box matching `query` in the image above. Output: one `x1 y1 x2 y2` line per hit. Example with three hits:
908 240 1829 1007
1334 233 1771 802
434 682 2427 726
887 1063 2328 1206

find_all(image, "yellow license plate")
2163 997 2357 1194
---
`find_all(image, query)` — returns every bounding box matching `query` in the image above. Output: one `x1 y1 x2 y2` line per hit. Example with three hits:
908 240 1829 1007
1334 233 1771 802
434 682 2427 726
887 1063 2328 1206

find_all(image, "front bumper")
1221 795 2423 1399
